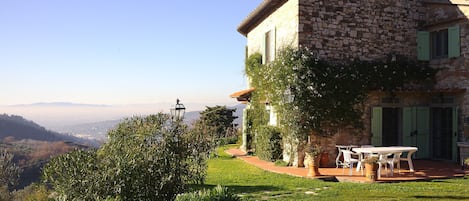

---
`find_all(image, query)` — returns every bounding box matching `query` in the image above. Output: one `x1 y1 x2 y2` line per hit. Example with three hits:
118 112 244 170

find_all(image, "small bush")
274 160 288 167
217 136 238 146
255 125 282 162
176 185 241 201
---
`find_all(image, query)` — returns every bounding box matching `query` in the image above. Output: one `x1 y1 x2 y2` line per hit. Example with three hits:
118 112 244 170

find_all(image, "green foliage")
245 103 269 151
274 160 288 167
304 143 322 157
192 105 238 156
42 149 100 200
175 185 242 201
11 183 51 201
362 156 379 164
255 125 283 162
0 151 22 190
43 113 210 201
198 105 238 138
246 47 438 140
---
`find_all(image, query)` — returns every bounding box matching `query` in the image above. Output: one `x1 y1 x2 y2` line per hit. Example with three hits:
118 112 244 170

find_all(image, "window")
265 30 272 63
262 28 276 64
417 25 460 61
431 29 448 59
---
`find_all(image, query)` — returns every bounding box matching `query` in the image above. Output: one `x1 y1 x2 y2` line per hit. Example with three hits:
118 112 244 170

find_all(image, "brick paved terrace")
226 148 469 183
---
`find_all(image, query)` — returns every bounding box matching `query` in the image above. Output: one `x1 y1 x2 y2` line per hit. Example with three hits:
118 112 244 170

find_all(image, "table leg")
356 153 362 172
406 150 416 172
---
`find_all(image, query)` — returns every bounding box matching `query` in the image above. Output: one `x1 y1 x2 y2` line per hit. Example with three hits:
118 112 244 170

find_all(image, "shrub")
175 185 242 201
11 183 50 201
274 160 288 167
255 125 282 162
43 113 210 201
0 151 22 190
217 136 238 146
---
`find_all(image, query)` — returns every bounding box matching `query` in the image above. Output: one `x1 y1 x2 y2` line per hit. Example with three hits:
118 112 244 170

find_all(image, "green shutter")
417 31 430 61
452 107 458 161
403 107 430 159
448 25 460 58
371 107 382 146
402 107 414 147
261 33 266 64
415 107 430 159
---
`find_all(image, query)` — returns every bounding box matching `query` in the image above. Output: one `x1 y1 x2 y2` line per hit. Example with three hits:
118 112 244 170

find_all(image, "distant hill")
0 114 99 146
51 119 122 142
50 104 246 141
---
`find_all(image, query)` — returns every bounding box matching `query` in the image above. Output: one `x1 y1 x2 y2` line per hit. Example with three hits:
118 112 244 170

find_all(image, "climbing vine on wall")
246 46 438 141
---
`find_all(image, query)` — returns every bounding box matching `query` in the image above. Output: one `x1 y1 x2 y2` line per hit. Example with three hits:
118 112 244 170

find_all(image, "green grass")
197 145 469 201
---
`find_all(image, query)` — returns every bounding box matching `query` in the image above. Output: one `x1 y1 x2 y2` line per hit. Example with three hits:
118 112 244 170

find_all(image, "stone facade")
239 0 469 166
298 0 424 61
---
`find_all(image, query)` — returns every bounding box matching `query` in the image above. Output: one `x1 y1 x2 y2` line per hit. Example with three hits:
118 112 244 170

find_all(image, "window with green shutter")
417 31 430 61
448 25 460 58
417 25 460 60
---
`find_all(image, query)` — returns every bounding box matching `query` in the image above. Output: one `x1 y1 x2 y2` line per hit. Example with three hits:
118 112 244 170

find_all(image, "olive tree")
43 113 210 201
0 151 22 190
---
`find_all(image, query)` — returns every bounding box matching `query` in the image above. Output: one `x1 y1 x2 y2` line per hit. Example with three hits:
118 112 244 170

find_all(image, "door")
403 107 430 159
382 108 400 146
431 107 458 161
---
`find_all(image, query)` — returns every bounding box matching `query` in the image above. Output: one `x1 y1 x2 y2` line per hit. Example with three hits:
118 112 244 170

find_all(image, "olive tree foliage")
195 106 238 142
43 113 210 201
190 106 238 161
0 151 22 190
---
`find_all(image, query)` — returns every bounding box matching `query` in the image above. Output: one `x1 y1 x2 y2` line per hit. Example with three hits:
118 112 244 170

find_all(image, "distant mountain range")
0 101 239 128
0 114 99 147
10 102 111 107
50 104 246 141
0 102 245 144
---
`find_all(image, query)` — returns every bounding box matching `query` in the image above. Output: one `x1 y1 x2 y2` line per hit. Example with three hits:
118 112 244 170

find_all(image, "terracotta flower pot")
320 152 329 167
364 163 378 182
307 155 321 177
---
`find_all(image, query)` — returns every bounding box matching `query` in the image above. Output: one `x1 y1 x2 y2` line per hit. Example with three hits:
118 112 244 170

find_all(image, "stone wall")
425 2 469 141
298 0 425 61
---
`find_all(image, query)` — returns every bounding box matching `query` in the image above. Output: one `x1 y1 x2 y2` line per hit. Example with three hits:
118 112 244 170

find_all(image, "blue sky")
0 0 262 108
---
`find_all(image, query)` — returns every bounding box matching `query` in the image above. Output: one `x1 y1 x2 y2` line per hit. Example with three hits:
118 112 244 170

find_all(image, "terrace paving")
225 148 469 183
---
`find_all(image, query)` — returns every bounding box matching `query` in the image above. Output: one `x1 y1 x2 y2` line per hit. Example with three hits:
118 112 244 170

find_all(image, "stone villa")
231 0 469 166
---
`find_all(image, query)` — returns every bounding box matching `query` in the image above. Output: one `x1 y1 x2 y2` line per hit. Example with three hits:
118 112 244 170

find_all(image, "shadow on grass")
413 195 469 200
188 184 281 194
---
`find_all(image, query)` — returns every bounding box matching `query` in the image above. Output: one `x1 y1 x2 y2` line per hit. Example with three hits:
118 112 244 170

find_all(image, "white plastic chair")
385 152 402 176
378 152 402 177
341 150 362 175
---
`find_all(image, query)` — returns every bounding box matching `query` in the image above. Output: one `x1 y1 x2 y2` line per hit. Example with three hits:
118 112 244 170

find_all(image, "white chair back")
341 150 353 162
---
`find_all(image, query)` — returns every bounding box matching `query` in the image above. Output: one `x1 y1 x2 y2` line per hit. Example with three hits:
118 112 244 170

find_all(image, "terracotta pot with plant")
305 143 322 177
465 157 469 169
363 156 379 182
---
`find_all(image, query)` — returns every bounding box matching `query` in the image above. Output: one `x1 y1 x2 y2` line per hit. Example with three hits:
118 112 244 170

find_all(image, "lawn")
198 145 469 201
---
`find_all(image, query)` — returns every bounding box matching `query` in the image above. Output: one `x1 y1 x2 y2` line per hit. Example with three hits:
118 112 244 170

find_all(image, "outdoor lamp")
170 99 186 121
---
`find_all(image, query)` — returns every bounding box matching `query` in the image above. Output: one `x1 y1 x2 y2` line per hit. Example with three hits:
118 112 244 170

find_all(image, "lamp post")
170 99 186 121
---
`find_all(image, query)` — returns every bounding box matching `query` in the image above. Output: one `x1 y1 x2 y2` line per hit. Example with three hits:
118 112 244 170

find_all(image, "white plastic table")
352 146 418 177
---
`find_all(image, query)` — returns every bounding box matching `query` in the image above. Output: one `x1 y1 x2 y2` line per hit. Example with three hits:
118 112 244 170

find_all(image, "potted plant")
464 157 469 169
363 156 379 182
305 143 322 177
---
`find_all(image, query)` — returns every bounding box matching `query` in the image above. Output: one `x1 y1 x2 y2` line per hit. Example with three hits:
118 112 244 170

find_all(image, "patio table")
352 146 418 178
